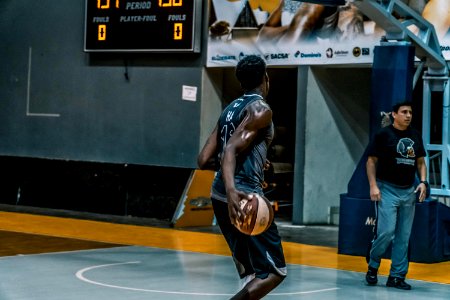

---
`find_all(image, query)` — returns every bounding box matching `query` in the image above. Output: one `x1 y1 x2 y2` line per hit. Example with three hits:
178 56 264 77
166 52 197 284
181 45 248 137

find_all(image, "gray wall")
200 68 223 148
0 0 205 168
302 67 372 223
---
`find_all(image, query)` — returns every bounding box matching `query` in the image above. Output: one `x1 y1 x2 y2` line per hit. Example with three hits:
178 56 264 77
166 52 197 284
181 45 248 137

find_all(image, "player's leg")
211 198 255 279
231 220 287 299
231 273 284 300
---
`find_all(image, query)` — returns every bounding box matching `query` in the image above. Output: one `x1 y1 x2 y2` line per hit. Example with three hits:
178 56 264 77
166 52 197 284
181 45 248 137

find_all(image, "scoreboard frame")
84 0 202 53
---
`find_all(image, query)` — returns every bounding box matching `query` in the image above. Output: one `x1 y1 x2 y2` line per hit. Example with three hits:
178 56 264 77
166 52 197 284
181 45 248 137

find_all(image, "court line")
1 211 448 284
75 261 340 297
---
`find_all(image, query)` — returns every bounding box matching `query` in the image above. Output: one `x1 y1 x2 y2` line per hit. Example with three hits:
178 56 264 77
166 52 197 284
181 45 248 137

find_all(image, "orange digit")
98 0 110 9
98 24 106 41
174 23 182 40
159 0 171 7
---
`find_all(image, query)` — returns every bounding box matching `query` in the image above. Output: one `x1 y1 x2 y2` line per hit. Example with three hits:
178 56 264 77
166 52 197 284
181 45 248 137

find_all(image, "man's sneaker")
365 266 378 285
386 276 412 290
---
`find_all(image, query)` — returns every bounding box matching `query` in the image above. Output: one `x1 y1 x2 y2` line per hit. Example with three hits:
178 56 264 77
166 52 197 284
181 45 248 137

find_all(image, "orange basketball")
234 193 274 236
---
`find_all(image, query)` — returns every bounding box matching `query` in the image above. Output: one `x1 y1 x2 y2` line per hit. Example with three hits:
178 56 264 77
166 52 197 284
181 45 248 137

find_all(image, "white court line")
75 261 340 296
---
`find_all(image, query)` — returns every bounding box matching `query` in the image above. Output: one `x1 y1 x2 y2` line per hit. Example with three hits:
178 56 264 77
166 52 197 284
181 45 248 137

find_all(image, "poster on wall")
206 0 450 67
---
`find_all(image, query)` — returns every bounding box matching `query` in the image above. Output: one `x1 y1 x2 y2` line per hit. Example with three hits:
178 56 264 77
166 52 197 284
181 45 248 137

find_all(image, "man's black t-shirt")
367 125 426 187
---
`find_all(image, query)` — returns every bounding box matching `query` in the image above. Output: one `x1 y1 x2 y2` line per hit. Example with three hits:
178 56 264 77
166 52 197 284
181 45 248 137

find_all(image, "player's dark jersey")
368 125 426 187
211 94 274 202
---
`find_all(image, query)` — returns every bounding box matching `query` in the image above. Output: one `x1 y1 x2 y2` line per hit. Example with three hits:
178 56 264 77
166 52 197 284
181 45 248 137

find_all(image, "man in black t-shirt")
365 101 428 290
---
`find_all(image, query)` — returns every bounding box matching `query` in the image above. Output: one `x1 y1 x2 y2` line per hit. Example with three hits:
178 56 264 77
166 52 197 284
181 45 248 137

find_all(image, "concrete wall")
0 0 206 168
199 68 224 149
302 67 372 223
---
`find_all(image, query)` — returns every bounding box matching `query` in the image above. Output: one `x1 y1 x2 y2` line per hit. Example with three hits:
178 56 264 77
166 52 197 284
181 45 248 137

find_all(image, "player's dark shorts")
212 198 287 280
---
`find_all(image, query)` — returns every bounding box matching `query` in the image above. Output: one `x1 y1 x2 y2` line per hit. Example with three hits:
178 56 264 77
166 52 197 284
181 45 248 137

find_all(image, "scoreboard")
84 0 201 52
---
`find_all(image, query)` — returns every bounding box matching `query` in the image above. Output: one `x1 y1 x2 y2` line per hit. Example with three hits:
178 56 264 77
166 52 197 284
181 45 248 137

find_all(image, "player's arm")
197 124 219 170
222 101 272 225
257 0 285 42
422 0 450 38
280 3 325 43
366 156 381 201
415 156 428 202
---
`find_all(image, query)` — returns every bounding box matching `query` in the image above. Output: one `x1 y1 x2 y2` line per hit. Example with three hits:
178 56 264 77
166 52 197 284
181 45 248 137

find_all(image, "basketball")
234 193 274 236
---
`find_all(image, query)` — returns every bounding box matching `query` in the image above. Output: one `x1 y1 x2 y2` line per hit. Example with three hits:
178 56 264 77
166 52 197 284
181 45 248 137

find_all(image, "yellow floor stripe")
0 211 448 284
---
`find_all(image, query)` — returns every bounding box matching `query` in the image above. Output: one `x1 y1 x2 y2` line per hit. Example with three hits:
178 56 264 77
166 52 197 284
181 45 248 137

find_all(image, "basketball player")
198 55 287 299
257 0 363 44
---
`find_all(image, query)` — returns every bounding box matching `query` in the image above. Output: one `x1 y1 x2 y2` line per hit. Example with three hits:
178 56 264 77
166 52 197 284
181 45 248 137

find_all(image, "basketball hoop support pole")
353 0 450 197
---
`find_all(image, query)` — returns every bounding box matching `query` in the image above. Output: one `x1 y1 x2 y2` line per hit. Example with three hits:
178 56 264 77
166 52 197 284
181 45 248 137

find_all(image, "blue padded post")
347 44 415 199
339 44 415 256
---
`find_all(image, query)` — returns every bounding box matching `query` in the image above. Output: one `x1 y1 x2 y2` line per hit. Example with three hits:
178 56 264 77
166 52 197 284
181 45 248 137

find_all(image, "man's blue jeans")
368 181 416 278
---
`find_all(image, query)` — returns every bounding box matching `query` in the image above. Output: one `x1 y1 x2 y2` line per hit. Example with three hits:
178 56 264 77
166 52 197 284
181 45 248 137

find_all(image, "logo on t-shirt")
397 138 415 158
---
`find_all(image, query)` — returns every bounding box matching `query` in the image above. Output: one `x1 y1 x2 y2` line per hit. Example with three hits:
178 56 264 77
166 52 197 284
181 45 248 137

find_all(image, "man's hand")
415 183 427 202
369 185 381 202
264 159 271 171
227 189 249 226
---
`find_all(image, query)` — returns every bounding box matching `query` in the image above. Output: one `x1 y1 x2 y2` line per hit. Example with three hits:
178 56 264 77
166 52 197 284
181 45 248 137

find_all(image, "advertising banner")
206 0 450 67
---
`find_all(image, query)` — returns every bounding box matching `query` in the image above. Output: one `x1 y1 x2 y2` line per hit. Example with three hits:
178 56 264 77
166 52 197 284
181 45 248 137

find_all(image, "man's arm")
222 101 272 225
415 156 428 202
366 156 381 201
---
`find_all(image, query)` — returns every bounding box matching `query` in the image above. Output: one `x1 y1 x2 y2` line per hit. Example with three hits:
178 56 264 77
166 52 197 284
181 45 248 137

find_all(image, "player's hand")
369 185 381 202
227 189 249 226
